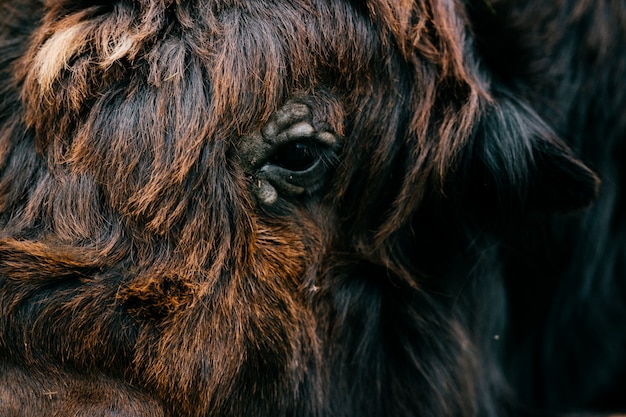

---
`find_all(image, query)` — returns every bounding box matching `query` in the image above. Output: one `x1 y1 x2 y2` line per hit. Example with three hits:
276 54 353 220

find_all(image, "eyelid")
236 100 342 205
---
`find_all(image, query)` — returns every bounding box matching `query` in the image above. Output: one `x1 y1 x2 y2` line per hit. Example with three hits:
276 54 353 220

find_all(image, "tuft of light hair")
34 22 91 92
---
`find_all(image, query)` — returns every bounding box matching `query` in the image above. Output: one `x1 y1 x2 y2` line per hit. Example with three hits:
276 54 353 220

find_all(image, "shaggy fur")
0 0 624 416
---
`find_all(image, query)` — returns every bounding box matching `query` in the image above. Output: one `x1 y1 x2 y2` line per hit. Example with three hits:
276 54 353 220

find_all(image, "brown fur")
0 0 624 416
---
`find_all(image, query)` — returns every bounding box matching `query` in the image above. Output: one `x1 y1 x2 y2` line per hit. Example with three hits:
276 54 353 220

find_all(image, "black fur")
0 0 625 416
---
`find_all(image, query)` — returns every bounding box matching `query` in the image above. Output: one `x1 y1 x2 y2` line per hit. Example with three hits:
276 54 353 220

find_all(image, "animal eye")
270 141 320 172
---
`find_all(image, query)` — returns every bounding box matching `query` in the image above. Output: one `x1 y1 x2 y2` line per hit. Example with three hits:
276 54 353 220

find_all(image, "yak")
0 0 624 416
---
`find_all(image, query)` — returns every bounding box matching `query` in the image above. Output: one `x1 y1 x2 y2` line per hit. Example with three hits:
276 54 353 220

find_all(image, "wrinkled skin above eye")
238 100 340 205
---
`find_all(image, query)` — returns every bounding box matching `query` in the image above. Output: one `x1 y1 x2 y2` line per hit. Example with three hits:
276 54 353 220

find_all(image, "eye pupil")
271 141 318 171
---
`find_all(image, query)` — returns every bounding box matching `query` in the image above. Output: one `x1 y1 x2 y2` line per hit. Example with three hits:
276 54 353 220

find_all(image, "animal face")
0 0 617 416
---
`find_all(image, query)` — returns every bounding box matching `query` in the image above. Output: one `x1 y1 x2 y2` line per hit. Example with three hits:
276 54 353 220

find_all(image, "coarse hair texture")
0 0 624 416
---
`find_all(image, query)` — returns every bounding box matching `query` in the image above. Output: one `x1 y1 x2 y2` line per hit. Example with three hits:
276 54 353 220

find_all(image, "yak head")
0 0 598 415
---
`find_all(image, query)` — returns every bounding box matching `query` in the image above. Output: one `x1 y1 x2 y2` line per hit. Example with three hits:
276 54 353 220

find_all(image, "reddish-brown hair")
1 0 618 416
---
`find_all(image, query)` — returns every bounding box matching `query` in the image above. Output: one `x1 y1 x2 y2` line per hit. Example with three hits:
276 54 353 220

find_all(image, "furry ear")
460 92 600 218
